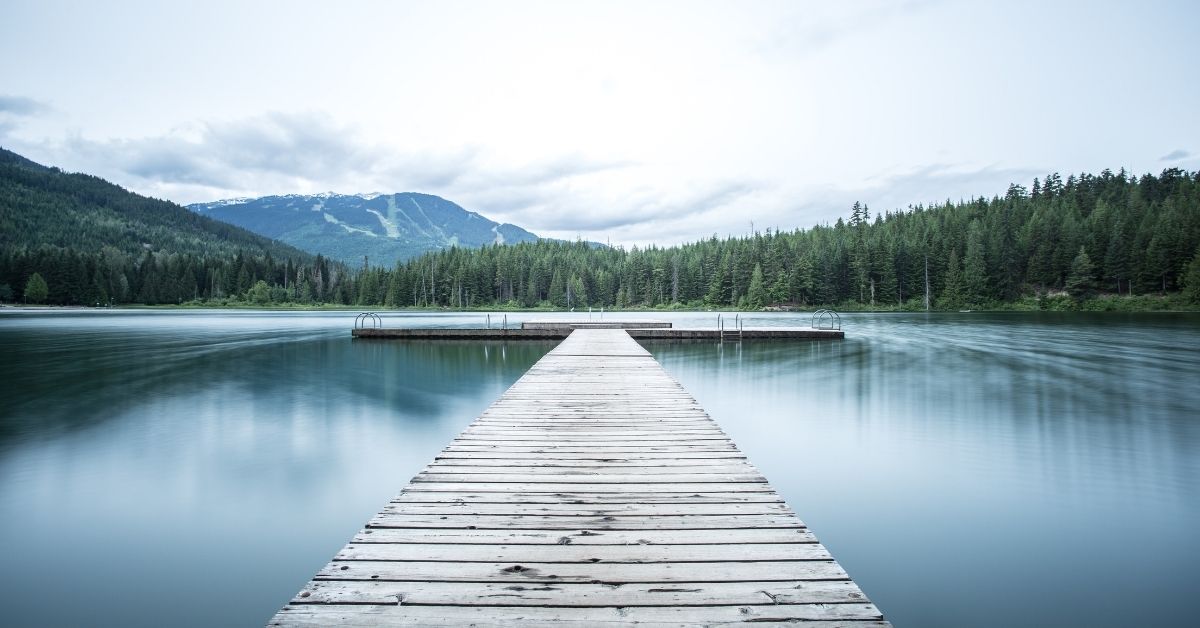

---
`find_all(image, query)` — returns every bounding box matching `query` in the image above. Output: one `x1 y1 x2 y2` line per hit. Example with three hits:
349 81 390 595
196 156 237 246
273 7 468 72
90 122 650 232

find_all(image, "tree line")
354 167 1200 310
1 247 350 306
4 166 1199 309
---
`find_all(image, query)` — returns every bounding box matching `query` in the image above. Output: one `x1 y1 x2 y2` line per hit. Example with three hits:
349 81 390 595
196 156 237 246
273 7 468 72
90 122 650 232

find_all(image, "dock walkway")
271 329 886 627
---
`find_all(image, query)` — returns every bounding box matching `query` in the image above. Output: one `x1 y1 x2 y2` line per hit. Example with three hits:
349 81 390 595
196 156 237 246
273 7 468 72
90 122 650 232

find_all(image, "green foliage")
23 272 48 303
247 280 272 305
1065 247 1097 299
938 249 965 309
1182 245 1200 304
746 264 767 309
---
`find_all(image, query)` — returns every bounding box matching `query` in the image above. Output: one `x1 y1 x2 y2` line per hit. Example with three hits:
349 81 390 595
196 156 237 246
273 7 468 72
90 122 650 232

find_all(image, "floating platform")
522 318 672 330
272 329 883 626
353 319 843 341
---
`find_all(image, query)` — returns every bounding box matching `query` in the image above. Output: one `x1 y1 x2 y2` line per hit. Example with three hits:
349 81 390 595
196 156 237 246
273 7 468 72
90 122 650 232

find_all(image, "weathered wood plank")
335 542 830 563
422 463 756 475
314 560 849 583
388 492 777 506
414 473 764 483
440 445 742 453
461 430 727 437
272 604 886 627
380 502 790 516
432 451 749 461
351 527 814 545
292 580 869 607
428 458 753 468
398 482 778 493
367 513 805 530
419 466 763 476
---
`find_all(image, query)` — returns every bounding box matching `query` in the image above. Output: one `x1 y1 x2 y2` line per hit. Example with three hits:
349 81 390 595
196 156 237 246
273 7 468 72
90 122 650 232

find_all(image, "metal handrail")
354 312 382 329
811 309 841 330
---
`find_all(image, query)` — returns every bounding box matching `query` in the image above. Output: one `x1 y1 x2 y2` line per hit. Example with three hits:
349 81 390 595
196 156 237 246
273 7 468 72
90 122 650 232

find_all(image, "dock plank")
313 559 850 583
270 329 886 627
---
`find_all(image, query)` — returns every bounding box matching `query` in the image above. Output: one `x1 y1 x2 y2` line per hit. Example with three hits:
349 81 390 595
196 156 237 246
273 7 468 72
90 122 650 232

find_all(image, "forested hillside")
359 168 1200 310
0 148 352 305
3 151 1198 309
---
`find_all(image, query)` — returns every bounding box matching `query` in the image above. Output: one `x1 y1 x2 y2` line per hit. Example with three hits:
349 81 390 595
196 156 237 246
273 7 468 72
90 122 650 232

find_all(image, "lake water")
0 309 1197 627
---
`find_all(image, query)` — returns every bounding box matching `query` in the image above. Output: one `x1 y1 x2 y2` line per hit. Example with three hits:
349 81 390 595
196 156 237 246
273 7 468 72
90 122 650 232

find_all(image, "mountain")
0 147 311 262
188 192 540 267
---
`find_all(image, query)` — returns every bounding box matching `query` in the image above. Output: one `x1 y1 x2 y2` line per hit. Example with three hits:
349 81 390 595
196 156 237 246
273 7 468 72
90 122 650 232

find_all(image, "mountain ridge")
189 192 540 267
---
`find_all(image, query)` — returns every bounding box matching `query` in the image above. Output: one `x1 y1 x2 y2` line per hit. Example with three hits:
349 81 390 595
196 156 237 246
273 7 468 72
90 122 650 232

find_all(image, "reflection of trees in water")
0 332 553 448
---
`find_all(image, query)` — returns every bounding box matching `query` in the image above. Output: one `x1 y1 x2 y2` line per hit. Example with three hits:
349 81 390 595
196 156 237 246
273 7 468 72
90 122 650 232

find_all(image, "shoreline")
3 300 1198 314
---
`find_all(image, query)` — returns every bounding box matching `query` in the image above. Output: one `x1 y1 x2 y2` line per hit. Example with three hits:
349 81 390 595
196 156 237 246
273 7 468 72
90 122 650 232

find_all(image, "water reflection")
648 312 1200 628
0 311 552 628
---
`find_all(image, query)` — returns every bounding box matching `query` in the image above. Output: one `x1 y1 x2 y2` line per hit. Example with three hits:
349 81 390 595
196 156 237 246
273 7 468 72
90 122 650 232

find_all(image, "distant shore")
4 294 1198 314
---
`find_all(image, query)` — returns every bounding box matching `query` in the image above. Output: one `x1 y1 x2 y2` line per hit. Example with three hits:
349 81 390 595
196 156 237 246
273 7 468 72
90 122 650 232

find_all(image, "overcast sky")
2 0 1197 246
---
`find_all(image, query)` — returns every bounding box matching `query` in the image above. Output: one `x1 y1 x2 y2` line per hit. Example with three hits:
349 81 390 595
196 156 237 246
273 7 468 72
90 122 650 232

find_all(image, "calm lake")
0 310 1197 627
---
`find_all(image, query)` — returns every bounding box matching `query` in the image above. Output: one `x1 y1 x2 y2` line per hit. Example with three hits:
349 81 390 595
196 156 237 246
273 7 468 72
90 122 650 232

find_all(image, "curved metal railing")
811 309 841 330
354 312 382 329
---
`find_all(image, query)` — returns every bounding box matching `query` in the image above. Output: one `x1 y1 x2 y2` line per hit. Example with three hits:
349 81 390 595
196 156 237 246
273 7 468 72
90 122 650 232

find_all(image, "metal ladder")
484 314 509 330
717 313 743 342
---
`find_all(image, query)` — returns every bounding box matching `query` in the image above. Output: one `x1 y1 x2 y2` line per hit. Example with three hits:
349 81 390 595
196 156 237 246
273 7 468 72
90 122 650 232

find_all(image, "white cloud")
2 1 1198 246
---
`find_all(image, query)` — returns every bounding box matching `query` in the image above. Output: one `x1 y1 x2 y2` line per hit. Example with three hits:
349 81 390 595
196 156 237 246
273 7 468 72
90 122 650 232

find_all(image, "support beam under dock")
272 329 882 627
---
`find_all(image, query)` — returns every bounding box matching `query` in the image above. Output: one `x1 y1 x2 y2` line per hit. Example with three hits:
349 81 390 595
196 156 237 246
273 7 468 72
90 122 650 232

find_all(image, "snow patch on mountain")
322 211 377 237
365 208 400 238
204 197 255 207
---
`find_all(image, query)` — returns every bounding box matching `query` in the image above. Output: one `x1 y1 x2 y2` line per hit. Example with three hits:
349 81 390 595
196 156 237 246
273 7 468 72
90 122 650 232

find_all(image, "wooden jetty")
271 329 884 627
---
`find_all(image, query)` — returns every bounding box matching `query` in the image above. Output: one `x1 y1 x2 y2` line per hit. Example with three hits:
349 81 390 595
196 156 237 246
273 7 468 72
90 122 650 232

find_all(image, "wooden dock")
271 329 885 627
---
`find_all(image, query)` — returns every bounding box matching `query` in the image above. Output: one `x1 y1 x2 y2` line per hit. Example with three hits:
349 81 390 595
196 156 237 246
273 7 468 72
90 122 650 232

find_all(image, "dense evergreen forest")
2 145 1199 310
0 148 352 305
359 168 1200 310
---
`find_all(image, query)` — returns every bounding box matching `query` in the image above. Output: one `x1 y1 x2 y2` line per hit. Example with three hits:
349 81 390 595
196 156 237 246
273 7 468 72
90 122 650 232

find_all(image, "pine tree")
1180 245 1200 304
746 264 767 309
790 253 815 305
548 271 565 308
704 252 732 305
939 249 965 309
24 272 49 303
1065 246 1097 299
962 227 988 306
